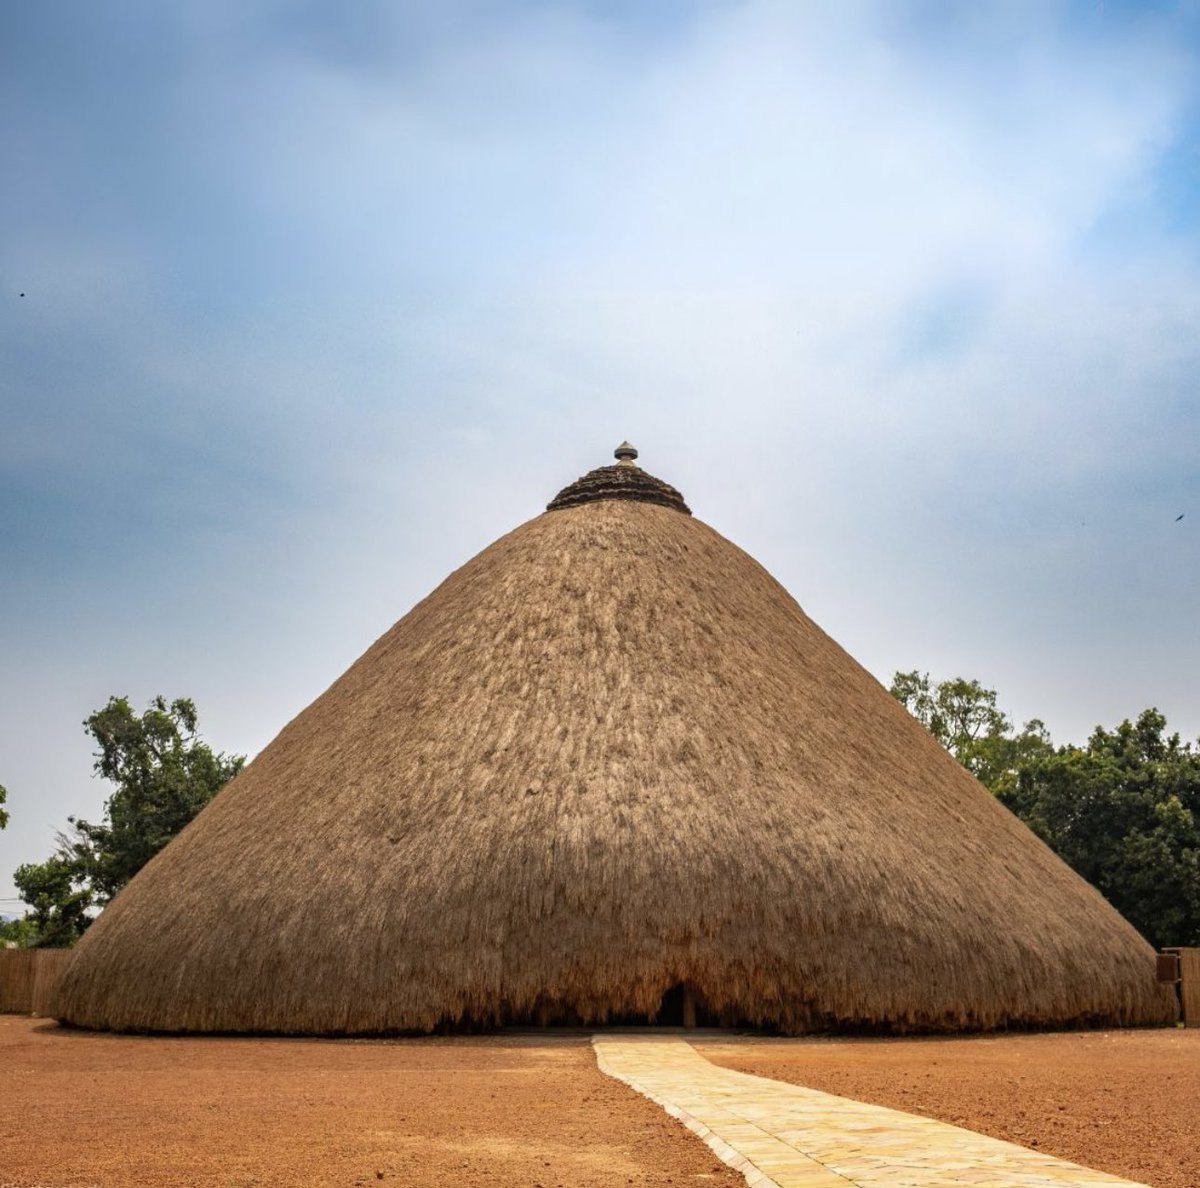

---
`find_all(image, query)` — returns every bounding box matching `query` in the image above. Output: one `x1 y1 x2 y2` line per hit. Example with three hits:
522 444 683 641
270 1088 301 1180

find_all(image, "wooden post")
1179 949 1200 1027
682 984 697 1030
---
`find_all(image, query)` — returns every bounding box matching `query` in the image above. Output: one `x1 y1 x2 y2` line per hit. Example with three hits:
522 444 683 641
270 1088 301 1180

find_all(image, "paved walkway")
593 1035 1147 1188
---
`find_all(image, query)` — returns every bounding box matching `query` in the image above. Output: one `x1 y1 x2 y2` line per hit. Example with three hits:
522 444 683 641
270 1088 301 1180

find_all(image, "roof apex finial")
546 444 690 514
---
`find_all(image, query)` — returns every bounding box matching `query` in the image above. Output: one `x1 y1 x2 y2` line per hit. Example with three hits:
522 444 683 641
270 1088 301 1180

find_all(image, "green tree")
65 696 245 903
0 914 38 947
1000 709 1200 950
12 855 92 948
0 782 8 830
11 695 244 946
891 671 1200 950
888 670 1052 795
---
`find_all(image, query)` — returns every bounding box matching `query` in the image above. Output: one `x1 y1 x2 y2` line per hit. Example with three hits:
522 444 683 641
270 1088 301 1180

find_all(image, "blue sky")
2 0 1198 910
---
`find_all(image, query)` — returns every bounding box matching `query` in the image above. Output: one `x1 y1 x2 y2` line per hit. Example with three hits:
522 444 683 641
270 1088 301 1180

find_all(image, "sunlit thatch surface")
56 484 1175 1033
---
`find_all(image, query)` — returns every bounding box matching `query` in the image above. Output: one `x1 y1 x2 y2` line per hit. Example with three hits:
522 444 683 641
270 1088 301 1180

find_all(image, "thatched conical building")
56 446 1175 1034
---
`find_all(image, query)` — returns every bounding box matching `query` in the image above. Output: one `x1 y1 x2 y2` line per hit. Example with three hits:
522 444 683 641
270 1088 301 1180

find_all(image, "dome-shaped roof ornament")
547 444 691 514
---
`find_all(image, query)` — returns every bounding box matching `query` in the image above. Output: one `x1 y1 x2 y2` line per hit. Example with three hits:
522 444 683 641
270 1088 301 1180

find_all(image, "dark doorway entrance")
500 982 738 1029
654 981 715 1027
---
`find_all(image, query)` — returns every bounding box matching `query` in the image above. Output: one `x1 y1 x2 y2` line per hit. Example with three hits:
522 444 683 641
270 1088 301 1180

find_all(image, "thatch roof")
547 441 691 514
56 448 1175 1034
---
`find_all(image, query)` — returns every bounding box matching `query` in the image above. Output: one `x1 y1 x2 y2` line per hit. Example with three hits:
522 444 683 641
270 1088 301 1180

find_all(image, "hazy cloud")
2 0 1198 906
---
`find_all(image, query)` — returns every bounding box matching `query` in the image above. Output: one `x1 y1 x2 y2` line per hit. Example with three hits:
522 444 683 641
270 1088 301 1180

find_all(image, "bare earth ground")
700 1028 1200 1188
0 1017 740 1188
5 1019 1197 1188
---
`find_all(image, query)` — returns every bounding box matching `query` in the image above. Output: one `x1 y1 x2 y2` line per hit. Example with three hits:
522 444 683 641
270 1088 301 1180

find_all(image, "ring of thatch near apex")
53 447 1176 1035
547 442 691 515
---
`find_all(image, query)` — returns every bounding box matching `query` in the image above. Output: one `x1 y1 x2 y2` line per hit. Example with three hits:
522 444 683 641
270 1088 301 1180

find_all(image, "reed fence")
1160 947 1199 1026
0 949 72 1015
1177 948 1199 1026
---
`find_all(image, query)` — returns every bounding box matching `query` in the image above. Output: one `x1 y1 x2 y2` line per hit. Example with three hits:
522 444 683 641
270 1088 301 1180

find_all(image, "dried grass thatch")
0 949 72 1015
56 454 1176 1034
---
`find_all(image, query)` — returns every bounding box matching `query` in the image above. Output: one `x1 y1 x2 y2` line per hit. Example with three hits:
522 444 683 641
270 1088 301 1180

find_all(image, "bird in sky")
1177 514 1185 521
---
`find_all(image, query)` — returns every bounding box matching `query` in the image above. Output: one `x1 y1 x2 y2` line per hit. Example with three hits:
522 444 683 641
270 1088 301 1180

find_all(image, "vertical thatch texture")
0 950 72 1015
56 500 1175 1034
1179 949 1200 1026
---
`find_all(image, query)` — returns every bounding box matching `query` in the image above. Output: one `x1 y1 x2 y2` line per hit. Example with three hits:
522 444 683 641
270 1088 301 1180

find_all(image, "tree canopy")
68 696 244 904
7 696 243 948
0 782 8 830
891 672 1200 950
12 854 92 949
999 709 1200 951
888 670 1053 796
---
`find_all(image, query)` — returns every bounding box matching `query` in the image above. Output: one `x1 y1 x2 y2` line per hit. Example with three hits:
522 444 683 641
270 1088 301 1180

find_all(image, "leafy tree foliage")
12 855 92 948
888 670 1053 796
891 672 1200 949
0 782 8 830
1000 709 1200 950
10 696 244 947
67 696 244 903
0 914 38 947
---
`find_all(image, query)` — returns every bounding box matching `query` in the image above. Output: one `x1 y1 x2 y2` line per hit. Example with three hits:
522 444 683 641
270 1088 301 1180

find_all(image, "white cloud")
2 1 1199 901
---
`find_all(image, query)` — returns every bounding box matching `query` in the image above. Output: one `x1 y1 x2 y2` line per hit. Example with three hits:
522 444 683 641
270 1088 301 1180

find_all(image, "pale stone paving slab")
592 1035 1148 1188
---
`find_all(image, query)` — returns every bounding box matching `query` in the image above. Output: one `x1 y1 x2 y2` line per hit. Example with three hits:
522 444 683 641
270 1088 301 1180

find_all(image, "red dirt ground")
0 1017 740 1188
701 1028 1200 1188
4 1019 1196 1188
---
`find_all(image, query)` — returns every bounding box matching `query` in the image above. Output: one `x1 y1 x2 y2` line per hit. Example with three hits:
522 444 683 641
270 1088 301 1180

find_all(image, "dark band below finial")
546 445 691 515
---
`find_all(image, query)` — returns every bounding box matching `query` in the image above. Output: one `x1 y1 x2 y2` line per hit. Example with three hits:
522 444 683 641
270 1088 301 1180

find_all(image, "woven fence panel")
0 950 37 1012
32 950 72 1015
1181 948 1200 1027
0 949 72 1015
